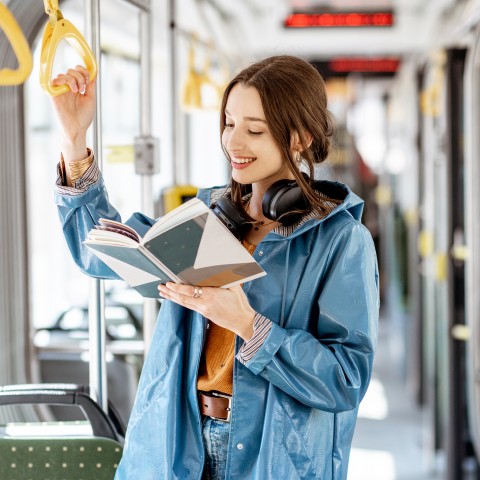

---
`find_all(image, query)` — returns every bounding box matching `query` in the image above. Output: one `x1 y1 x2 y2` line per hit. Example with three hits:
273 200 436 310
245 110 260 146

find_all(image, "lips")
232 156 256 164
231 156 256 169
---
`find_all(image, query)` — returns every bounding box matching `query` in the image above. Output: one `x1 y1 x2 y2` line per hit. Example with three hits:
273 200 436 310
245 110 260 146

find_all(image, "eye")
224 121 234 128
248 130 263 136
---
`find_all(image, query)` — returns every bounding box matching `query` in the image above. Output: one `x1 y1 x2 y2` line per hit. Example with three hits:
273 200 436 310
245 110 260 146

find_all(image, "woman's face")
222 83 294 187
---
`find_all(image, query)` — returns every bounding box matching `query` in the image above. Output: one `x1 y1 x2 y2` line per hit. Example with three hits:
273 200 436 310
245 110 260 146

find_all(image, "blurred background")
2 0 480 478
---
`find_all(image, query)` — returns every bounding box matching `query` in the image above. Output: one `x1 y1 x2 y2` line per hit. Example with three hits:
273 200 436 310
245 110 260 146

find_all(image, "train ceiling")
211 0 459 59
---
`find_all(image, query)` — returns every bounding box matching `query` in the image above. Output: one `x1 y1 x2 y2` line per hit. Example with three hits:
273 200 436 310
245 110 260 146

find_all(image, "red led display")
329 57 400 73
284 12 394 28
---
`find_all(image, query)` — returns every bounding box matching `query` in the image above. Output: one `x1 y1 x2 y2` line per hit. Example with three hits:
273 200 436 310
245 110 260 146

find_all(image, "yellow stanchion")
0 2 33 86
435 251 447 282
39 0 97 96
418 229 434 258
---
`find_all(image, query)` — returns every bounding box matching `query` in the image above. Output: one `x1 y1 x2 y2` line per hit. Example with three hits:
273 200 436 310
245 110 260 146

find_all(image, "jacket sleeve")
54 175 156 279
242 222 379 413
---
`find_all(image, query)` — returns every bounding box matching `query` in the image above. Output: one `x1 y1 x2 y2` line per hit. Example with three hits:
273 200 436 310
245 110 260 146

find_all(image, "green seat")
0 385 124 480
0 436 122 480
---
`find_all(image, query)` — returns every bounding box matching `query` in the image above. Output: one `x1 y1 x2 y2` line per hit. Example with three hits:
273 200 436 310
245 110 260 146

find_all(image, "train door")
464 22 480 480
23 0 158 423
419 51 449 468
445 47 474 479
422 46 474 479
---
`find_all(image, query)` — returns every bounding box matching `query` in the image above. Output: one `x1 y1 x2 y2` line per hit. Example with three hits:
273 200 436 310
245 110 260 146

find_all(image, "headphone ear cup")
210 196 251 240
262 180 293 221
262 179 308 225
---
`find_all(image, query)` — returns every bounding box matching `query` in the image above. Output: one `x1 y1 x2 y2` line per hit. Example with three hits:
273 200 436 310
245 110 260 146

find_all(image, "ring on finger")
193 286 203 298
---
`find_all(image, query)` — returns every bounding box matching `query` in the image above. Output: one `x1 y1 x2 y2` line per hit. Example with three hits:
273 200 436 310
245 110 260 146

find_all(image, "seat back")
0 436 122 480
0 384 124 480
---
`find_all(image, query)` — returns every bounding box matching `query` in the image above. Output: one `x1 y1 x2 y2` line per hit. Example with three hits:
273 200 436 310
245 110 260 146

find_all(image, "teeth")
233 158 255 164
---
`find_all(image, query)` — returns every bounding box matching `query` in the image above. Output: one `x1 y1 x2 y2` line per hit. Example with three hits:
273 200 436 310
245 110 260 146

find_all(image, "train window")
25 0 142 332
187 111 229 187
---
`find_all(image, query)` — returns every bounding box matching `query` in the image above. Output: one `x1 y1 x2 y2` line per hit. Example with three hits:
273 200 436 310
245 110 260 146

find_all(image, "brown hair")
220 55 339 222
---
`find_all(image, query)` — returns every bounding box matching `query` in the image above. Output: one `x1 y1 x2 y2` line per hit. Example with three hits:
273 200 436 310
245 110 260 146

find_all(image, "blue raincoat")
55 177 379 480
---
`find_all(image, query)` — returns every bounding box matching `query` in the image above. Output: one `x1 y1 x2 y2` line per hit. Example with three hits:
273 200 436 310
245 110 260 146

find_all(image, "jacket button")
258 251 263 256
236 443 244 450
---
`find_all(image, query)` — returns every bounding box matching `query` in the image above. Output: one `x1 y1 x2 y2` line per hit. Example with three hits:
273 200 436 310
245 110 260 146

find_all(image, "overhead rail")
39 0 97 96
0 2 33 85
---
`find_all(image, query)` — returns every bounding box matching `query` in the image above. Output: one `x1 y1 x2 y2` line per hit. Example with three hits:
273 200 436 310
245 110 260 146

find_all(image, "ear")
291 130 313 152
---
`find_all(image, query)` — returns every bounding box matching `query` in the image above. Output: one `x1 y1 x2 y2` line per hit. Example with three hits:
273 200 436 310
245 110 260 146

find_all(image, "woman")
52 55 379 480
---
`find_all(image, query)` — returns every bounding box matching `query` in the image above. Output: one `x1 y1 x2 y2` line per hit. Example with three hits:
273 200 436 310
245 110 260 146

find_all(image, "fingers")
51 65 92 94
158 282 203 302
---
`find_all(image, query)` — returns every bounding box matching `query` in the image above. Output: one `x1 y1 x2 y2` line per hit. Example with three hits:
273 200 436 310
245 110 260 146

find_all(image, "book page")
194 211 256 268
85 244 172 298
143 210 266 287
142 198 209 243
86 230 139 247
98 218 141 243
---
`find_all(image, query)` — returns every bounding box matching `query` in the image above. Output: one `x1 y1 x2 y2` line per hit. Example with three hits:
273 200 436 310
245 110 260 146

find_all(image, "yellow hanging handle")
182 44 202 110
39 0 97 96
0 2 33 86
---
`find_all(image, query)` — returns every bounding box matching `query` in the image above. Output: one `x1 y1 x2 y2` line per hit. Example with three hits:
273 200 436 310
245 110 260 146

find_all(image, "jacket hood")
316 180 364 222
266 180 365 241
200 180 365 240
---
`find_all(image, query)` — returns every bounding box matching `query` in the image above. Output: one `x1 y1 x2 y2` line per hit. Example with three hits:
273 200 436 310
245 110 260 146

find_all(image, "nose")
223 126 244 152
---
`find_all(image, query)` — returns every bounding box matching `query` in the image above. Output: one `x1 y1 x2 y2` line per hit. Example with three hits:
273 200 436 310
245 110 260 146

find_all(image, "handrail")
39 0 97 96
0 384 124 441
0 2 33 86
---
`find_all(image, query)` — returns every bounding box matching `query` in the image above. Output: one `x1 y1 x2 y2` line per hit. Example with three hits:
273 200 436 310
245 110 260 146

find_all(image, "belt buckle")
210 391 232 423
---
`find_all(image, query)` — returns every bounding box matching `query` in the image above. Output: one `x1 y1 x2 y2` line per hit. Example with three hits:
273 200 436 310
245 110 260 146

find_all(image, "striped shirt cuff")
236 313 272 365
55 149 100 196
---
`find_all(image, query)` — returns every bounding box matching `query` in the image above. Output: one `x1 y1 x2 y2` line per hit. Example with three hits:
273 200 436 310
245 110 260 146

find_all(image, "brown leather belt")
198 391 232 422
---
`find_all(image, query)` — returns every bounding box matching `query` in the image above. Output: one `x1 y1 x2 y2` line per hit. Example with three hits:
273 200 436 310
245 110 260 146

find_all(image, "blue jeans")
202 416 230 480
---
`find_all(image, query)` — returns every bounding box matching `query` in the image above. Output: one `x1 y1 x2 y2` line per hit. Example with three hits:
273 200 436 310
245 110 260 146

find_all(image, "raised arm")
51 66 155 279
51 65 96 183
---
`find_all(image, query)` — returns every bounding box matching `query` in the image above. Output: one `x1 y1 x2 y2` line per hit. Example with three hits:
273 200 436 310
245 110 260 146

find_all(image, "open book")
84 198 266 298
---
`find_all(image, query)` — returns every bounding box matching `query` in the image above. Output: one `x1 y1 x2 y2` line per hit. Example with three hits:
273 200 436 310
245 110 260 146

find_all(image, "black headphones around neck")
210 177 309 240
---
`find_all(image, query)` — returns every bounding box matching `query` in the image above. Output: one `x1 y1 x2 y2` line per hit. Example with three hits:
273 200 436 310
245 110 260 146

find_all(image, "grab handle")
39 0 97 96
0 3 33 86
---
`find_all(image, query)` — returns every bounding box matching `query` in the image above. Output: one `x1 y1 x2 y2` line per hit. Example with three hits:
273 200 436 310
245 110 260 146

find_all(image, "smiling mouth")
232 157 256 164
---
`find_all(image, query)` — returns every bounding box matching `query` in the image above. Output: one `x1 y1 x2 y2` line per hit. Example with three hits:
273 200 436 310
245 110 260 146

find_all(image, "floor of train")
349 315 442 480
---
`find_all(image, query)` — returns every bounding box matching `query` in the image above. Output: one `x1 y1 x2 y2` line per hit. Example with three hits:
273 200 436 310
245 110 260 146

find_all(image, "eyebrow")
225 109 267 123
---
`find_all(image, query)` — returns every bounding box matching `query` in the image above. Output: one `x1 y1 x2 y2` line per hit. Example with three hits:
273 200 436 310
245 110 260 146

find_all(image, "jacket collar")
201 180 364 240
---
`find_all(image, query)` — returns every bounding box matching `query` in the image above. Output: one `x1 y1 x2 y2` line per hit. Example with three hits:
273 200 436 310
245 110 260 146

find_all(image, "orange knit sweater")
196 323 236 395
196 239 256 395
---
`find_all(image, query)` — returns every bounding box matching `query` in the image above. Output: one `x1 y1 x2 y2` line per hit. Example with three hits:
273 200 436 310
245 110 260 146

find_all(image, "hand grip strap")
0 3 33 86
39 14 97 96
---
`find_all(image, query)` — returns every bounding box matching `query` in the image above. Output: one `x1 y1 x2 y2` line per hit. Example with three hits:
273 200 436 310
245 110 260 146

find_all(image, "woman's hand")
158 282 256 341
51 65 96 161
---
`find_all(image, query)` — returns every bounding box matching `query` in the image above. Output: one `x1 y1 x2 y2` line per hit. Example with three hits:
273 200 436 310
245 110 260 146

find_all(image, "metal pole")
85 0 108 413
169 0 178 184
138 3 158 351
119 0 150 12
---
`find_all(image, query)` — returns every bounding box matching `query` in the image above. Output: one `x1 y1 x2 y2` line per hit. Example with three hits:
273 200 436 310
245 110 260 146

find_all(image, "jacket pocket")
277 396 334 479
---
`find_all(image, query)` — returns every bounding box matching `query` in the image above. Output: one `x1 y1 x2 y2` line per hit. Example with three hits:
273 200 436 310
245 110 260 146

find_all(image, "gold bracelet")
69 155 93 183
